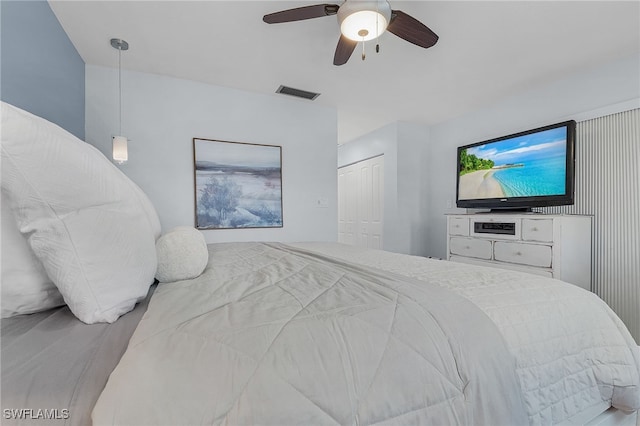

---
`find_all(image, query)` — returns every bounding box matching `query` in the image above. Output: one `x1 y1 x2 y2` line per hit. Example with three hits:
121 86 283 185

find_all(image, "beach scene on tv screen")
458 127 567 200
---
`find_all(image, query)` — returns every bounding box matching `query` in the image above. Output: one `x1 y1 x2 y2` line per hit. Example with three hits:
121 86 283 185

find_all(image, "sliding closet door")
338 155 384 249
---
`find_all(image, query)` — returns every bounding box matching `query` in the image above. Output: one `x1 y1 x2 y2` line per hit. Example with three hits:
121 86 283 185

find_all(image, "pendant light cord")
118 47 122 135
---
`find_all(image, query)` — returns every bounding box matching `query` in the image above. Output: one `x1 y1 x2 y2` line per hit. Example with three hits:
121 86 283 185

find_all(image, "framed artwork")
193 138 283 229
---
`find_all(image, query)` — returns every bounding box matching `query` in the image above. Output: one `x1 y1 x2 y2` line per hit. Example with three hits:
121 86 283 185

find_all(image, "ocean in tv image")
458 127 567 200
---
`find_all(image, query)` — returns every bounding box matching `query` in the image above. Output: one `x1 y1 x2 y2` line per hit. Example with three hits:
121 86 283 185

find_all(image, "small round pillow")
155 226 208 283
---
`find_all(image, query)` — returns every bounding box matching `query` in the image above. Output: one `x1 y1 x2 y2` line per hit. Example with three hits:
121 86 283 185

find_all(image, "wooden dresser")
446 213 592 290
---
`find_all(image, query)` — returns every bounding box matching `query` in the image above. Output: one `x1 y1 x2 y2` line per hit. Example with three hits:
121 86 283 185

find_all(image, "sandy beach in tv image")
458 127 568 200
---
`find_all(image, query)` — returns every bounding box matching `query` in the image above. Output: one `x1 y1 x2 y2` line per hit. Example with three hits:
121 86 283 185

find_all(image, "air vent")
276 85 320 101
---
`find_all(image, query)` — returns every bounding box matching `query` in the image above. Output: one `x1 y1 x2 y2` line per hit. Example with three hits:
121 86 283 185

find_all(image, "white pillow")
1 102 160 324
155 226 208 283
1 191 65 317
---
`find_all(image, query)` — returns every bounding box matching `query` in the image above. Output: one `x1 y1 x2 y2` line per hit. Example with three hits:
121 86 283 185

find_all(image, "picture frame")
193 138 283 230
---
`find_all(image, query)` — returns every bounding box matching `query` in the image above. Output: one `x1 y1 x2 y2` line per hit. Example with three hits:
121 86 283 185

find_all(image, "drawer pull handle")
516 251 522 256
532 227 538 231
465 246 470 250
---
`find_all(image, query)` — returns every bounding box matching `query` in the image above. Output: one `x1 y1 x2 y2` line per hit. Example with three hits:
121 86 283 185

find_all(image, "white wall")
397 122 430 256
337 121 429 255
426 53 640 258
85 65 338 243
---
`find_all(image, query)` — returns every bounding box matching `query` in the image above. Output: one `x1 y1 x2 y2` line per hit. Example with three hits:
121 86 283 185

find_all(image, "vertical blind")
538 108 640 342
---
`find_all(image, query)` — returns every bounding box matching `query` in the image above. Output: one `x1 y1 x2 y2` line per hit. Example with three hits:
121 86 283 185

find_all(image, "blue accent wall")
1 0 85 139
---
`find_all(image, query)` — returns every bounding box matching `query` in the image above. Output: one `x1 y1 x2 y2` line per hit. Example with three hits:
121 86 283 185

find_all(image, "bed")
2 102 639 425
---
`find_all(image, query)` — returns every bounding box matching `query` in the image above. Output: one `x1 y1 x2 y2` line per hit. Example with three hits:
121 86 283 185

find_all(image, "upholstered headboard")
0 0 85 138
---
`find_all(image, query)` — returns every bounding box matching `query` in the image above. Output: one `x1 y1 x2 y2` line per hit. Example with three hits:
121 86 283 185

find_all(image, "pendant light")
110 38 129 164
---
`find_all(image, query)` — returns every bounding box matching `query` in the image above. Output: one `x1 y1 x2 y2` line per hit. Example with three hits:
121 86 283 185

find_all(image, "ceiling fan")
263 1 439 66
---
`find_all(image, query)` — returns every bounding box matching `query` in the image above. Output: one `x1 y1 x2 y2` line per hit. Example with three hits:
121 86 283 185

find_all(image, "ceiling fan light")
340 10 388 42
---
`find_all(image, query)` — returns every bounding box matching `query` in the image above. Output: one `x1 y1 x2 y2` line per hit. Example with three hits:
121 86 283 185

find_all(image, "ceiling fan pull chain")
362 38 366 61
376 0 380 54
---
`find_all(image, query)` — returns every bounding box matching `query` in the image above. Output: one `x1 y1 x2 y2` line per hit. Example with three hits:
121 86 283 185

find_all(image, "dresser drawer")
448 217 469 236
450 256 554 278
449 237 492 260
494 241 552 267
522 219 553 242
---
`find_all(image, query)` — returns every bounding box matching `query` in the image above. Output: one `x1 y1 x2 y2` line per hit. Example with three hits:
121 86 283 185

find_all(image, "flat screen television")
456 120 576 211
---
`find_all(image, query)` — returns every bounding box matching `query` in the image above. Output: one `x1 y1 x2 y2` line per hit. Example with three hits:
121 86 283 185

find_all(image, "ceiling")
49 1 640 144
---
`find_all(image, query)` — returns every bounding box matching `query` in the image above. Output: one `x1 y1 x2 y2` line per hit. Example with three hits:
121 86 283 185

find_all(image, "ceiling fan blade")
387 10 439 49
263 4 340 24
333 35 357 66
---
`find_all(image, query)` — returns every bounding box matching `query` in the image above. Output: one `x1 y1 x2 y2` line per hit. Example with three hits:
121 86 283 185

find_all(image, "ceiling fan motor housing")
338 0 392 41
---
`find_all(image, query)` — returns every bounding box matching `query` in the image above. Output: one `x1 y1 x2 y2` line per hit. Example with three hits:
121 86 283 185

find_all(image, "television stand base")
446 213 592 290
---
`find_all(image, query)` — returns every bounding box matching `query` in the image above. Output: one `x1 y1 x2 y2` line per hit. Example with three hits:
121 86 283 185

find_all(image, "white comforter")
290 243 640 424
93 242 640 425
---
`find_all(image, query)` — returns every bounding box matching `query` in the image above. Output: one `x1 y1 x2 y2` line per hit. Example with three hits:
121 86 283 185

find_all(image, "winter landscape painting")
193 138 283 229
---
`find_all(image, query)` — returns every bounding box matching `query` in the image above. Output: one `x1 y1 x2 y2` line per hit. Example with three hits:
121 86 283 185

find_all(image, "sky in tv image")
467 127 567 167
458 127 568 200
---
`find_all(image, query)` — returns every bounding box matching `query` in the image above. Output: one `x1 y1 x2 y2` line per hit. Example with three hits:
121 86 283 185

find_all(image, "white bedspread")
93 242 640 425
289 242 640 424
93 242 528 425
